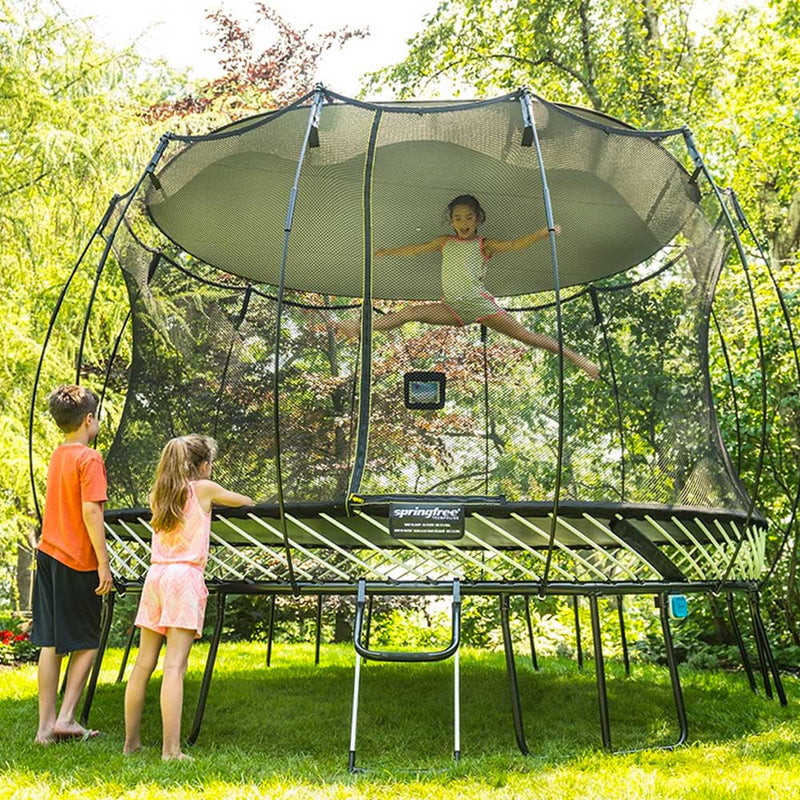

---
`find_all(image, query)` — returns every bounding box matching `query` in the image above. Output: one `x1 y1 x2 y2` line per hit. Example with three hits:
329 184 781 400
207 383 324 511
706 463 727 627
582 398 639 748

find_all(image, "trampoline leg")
589 595 611 750
524 596 539 670
747 592 774 699
80 591 115 727
188 591 227 746
573 596 584 670
59 654 72 697
348 643 363 773
750 592 787 706
500 595 529 755
266 594 276 667
116 599 141 684
727 593 757 694
116 625 137 685
659 594 688 746
315 595 323 666
454 645 461 760
618 597 631 677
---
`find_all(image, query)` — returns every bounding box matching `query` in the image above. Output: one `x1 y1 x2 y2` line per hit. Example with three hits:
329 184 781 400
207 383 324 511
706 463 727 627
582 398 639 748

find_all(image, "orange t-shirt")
39 443 108 572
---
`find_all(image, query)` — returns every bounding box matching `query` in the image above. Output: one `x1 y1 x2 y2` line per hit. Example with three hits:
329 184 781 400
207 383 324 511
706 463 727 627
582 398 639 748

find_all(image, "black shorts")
31 550 102 655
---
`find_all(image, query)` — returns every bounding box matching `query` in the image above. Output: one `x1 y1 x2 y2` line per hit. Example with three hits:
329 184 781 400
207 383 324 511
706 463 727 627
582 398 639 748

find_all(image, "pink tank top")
151 482 211 569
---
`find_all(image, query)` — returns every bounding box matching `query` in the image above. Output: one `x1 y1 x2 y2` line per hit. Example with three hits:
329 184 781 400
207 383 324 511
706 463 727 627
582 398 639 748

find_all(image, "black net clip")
146 251 162 283
682 126 705 185
309 84 325 148
146 133 172 190
589 285 603 327
728 189 749 228
518 89 535 148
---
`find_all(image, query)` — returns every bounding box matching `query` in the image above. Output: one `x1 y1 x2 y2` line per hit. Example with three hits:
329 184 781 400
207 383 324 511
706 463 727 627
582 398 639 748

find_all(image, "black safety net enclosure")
30 88 798 762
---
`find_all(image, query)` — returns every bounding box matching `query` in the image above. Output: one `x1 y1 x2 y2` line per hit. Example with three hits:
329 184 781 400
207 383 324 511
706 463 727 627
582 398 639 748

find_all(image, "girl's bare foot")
163 751 194 762
123 742 142 755
34 730 56 745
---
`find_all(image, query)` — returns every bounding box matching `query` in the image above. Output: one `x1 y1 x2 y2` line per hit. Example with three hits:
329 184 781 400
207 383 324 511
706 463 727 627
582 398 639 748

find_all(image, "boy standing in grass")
31 385 113 744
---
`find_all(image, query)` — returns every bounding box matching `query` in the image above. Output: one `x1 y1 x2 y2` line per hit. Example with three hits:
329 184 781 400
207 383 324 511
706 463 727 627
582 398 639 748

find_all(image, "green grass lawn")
0 642 798 799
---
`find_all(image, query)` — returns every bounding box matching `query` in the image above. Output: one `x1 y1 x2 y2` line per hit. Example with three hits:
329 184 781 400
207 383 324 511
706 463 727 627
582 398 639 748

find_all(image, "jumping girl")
344 195 599 380
123 435 253 761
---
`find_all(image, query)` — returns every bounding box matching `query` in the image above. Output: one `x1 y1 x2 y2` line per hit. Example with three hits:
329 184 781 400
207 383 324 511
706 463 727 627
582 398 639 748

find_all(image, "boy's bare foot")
163 751 194 762
53 722 100 741
123 742 142 755
34 731 56 745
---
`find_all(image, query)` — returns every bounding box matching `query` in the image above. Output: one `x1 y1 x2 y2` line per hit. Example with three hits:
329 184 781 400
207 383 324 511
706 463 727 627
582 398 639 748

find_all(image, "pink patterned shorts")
135 563 208 638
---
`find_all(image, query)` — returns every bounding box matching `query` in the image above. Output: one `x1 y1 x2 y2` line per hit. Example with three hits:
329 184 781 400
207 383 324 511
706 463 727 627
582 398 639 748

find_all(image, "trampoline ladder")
348 578 462 773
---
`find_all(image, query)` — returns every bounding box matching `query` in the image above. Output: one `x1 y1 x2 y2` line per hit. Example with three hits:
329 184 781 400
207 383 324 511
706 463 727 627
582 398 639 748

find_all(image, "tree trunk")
333 605 353 643
707 593 733 645
16 524 37 612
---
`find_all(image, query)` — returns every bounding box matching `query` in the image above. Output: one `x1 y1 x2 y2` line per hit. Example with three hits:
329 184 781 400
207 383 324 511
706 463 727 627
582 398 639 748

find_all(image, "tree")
144 4 366 124
0 0 183 607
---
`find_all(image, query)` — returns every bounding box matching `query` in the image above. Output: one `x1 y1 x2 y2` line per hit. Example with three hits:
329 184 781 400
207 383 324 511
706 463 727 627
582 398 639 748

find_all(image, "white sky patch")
54 0 440 96
53 0 759 100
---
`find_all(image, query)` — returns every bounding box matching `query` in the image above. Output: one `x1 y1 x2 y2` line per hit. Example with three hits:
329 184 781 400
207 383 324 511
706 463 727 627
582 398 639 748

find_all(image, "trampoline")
29 87 798 766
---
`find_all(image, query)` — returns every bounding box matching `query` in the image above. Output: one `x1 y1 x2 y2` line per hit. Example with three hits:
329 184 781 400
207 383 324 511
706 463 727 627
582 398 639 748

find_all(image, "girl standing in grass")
123 435 253 761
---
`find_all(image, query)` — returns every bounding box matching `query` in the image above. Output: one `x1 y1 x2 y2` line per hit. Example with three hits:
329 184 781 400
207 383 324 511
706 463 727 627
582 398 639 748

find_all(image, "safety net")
33 89 780 559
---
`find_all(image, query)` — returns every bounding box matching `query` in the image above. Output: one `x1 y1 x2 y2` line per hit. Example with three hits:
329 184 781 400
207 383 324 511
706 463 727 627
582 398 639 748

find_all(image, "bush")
0 616 37 665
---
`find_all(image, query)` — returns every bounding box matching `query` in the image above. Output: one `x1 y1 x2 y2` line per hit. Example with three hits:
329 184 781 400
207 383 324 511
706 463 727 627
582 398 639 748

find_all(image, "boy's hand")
96 564 113 595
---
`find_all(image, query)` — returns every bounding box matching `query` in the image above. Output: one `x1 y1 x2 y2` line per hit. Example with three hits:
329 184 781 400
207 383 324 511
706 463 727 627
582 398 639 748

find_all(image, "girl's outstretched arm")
375 236 448 258
484 224 561 256
194 480 254 513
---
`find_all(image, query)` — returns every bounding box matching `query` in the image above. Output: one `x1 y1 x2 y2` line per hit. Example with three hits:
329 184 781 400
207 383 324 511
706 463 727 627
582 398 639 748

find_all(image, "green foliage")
2 643 800 797
0 0 185 604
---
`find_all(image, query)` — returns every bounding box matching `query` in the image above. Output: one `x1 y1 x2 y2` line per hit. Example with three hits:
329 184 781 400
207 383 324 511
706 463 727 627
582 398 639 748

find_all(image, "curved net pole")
725 190 800 588
682 130 769 588
74 244 109 386
96 309 131 437
710 308 743 473
345 105 383 508
590 286 626 500
96 249 163 421
273 87 325 591
28 195 120 524
74 135 172 388
213 286 252 440
521 89 566 589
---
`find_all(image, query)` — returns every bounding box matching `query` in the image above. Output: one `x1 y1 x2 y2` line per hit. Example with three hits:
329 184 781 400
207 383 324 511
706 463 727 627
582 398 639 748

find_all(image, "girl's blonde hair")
150 435 218 533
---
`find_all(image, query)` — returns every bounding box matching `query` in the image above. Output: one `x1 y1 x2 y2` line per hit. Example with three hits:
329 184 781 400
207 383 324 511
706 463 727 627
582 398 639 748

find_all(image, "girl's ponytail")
150 435 217 533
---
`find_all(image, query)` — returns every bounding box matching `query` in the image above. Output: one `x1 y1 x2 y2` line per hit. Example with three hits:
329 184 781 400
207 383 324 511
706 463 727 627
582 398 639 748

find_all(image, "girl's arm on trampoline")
484 224 561 256
375 236 448 258
195 480 254 513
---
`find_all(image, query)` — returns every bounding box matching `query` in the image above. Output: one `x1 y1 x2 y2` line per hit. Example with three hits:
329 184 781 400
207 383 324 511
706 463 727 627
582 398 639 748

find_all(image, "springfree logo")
392 506 461 520
389 502 465 540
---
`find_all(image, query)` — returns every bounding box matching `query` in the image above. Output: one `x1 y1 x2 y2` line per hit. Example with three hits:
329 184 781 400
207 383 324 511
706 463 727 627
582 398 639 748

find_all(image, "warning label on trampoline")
389 503 465 540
